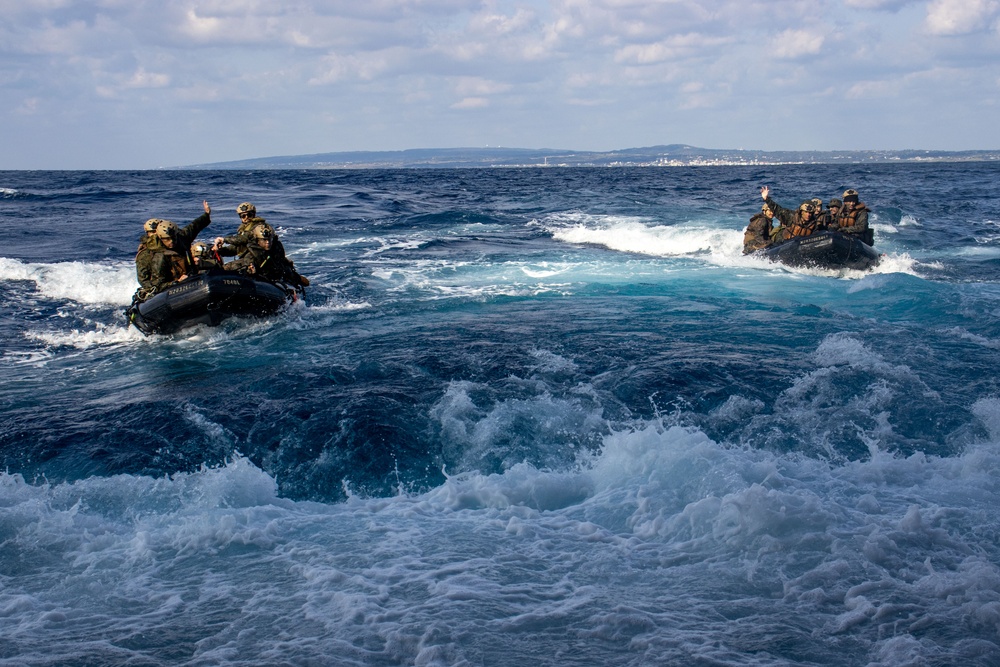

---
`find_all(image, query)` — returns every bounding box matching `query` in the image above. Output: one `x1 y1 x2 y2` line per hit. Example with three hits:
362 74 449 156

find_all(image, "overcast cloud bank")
2 0 999 169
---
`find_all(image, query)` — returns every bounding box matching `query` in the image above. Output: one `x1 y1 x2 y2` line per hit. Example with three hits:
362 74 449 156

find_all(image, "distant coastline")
181 144 1000 170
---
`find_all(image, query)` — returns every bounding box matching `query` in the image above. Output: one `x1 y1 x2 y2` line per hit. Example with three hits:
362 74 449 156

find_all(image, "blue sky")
2 0 999 169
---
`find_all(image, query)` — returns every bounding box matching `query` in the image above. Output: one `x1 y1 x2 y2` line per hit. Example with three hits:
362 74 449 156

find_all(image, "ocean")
2 164 1000 665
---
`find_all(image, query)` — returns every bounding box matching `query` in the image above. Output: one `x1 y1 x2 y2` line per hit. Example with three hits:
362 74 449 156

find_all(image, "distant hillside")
182 145 1000 169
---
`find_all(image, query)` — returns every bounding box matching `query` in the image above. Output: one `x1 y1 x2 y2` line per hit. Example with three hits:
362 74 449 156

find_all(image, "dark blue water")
2 165 1000 666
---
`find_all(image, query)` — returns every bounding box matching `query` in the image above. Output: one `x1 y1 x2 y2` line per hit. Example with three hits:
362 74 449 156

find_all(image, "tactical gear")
144 218 164 234
834 201 872 244
191 242 211 258
842 189 860 204
829 198 842 209
236 202 257 217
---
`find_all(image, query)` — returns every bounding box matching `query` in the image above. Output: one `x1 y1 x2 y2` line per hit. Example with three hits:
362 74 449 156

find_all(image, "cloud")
843 0 917 9
451 97 489 109
770 29 825 59
2 0 1000 167
614 33 732 65
925 0 1000 35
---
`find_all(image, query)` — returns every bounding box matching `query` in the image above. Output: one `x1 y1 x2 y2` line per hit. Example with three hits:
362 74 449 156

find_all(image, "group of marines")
132 201 309 304
742 185 873 255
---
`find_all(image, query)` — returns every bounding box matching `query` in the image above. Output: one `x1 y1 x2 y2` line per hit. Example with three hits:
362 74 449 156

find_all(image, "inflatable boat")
758 230 880 271
126 270 294 335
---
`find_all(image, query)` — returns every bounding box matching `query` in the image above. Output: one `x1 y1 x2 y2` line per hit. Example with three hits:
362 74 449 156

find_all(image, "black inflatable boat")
758 230 880 271
126 270 294 335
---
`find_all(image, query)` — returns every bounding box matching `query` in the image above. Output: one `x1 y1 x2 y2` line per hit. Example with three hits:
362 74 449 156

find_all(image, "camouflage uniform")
219 217 287 258
135 234 163 293
833 202 872 245
225 229 307 290
743 212 773 254
146 211 212 294
764 196 819 241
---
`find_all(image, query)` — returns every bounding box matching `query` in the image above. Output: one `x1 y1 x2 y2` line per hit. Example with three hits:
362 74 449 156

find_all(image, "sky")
1 0 999 169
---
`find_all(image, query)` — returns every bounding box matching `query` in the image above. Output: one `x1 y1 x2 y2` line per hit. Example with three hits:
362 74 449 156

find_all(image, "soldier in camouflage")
760 186 820 241
742 203 777 254
212 202 286 260
134 218 166 300
832 189 874 245
225 224 309 291
145 200 213 294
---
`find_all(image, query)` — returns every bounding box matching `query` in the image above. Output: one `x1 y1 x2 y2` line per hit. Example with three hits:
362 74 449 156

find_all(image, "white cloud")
771 29 825 59
125 67 170 89
451 97 489 109
453 77 512 96
843 0 916 9
614 33 732 65
2 0 1000 167
925 0 1000 35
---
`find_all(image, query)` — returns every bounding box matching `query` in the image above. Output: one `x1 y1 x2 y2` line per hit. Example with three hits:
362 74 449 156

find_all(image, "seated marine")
224 224 309 290
742 203 777 254
134 218 166 301
144 201 213 296
212 202 286 259
831 189 874 245
191 242 222 271
760 186 820 241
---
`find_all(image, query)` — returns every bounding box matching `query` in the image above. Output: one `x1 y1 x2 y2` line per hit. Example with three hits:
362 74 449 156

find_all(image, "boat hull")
127 270 292 335
758 230 880 271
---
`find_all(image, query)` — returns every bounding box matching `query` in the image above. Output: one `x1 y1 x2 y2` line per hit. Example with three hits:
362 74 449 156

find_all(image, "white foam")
25 323 144 349
0 257 136 305
3 415 1000 665
545 212 731 257
542 213 924 280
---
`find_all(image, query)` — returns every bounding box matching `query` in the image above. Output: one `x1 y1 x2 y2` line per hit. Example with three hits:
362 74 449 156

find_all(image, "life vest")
786 214 819 238
835 203 868 230
160 248 193 282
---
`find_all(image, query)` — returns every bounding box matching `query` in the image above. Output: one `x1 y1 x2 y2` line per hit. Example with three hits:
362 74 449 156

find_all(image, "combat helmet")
144 218 165 234
236 202 257 218
191 241 211 258
253 224 275 243
798 201 815 214
155 220 179 240
842 189 860 204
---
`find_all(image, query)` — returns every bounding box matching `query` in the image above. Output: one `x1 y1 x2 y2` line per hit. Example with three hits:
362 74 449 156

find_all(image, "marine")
742 203 777 254
832 189 874 245
224 224 309 290
821 198 842 230
212 202 286 259
134 218 167 301
760 186 820 241
191 241 222 271
144 201 213 296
